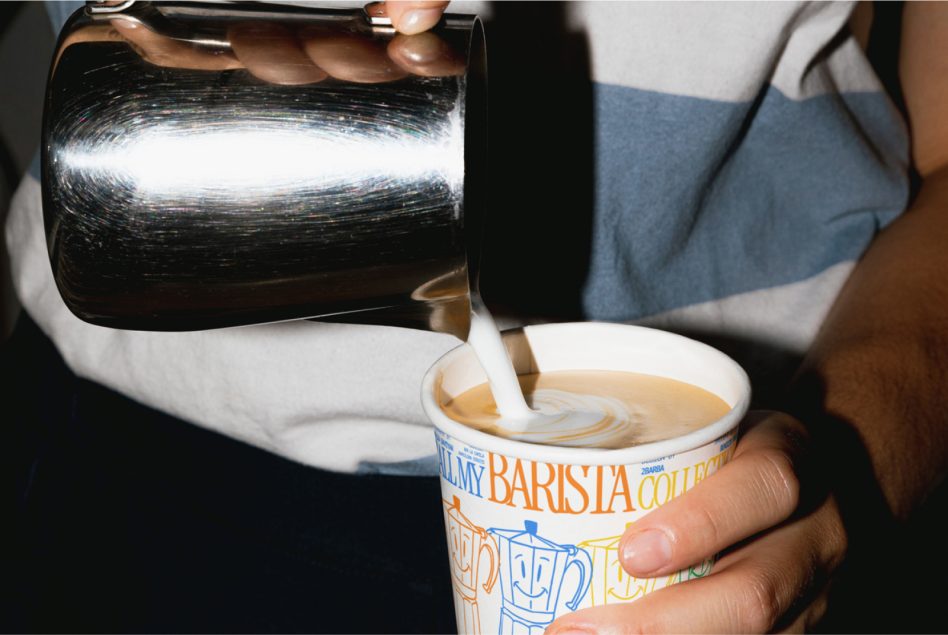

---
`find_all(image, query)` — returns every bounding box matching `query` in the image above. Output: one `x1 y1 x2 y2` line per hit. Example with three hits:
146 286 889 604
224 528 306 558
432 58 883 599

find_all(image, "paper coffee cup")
421 323 751 635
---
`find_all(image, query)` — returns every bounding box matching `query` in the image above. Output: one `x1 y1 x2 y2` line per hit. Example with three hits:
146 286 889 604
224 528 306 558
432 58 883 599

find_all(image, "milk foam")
441 369 732 449
514 389 636 447
458 302 731 449
467 298 612 433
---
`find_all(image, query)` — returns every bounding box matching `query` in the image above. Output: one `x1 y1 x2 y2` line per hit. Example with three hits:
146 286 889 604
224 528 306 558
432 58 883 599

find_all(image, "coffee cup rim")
421 322 751 465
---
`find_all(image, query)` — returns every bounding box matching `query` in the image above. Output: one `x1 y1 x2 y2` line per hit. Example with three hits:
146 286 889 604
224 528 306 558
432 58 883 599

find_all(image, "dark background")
0 2 51 342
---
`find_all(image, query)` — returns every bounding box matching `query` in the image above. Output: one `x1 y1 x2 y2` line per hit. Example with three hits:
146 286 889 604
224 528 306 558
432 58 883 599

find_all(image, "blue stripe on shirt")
582 82 909 321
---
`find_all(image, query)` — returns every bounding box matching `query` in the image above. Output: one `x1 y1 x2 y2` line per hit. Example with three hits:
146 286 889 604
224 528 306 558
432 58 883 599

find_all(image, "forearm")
792 166 948 519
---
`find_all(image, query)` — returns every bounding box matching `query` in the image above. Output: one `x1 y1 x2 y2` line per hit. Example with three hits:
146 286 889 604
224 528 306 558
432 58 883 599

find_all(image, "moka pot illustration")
580 525 715 606
487 521 592 635
579 525 656 606
444 496 500 634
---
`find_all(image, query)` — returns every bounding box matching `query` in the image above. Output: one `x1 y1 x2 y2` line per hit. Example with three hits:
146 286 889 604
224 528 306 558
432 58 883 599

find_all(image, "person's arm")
808 0 948 518
547 3 948 632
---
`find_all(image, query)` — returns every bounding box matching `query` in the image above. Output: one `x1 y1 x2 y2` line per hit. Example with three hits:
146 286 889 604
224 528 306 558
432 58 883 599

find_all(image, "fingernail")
396 8 443 35
622 529 672 575
396 32 443 63
112 18 138 29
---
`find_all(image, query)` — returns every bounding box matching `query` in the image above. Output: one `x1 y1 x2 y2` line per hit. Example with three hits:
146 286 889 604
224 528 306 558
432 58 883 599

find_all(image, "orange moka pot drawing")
444 496 500 635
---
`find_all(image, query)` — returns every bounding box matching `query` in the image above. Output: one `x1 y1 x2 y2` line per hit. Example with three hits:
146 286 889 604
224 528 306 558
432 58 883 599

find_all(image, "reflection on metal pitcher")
43 1 486 338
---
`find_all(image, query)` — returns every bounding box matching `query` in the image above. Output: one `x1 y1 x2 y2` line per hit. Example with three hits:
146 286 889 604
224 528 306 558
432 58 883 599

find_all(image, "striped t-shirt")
7 1 907 474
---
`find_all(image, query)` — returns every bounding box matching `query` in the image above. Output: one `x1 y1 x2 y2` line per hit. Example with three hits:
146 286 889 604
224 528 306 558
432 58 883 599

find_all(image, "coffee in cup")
440 369 731 449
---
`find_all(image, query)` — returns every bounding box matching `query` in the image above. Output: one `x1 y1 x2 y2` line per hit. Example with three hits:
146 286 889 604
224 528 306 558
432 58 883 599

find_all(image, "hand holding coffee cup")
547 411 825 634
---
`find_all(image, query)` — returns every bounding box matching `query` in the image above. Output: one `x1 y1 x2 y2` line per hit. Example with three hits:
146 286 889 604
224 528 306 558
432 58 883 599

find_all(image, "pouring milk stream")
465 298 622 439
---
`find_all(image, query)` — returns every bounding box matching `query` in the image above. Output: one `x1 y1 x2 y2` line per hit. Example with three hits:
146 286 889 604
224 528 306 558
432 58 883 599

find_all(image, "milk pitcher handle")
563 546 593 611
477 529 500 594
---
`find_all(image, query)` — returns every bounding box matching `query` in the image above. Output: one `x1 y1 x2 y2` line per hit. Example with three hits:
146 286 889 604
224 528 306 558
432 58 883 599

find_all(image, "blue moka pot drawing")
487 520 593 635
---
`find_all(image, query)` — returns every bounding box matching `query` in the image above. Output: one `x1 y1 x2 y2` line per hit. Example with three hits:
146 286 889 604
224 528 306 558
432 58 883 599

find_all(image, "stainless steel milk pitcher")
43 1 486 339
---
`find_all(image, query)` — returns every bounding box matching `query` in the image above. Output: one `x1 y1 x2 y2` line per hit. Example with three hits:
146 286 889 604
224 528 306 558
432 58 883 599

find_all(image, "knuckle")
619 621 651 635
737 568 781 633
695 501 724 547
622 612 672 635
755 446 800 517
604 595 672 635
817 498 849 569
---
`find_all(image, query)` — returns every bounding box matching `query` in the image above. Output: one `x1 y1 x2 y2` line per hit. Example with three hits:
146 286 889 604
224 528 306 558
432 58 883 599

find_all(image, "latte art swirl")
440 370 731 450
509 389 637 448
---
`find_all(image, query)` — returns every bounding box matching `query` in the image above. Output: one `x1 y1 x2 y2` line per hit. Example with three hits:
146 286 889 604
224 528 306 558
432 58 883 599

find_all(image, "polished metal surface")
43 1 485 338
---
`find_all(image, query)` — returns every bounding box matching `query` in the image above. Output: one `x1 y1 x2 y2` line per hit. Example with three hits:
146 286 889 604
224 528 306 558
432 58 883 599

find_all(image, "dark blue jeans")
1 314 456 633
